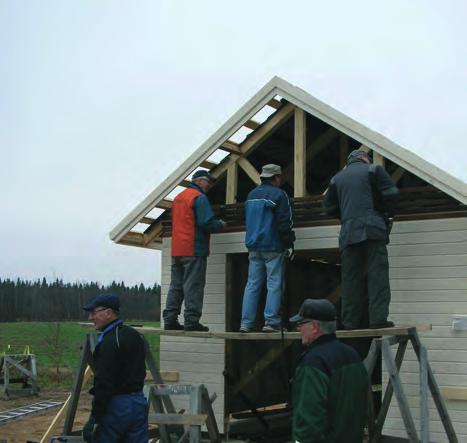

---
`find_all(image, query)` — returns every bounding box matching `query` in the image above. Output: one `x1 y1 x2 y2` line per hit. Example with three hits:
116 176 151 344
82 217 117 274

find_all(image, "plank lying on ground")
79 324 432 340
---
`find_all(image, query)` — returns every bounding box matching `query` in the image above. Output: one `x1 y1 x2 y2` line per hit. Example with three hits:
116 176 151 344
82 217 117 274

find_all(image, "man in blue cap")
323 150 399 329
290 298 368 442
82 294 148 442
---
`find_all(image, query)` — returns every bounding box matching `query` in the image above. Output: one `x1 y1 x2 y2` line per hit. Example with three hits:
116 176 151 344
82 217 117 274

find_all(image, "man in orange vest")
163 170 226 331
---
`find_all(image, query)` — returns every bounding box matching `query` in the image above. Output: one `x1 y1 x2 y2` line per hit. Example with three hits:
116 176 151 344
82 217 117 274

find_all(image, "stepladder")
363 328 458 443
41 333 220 443
147 383 221 443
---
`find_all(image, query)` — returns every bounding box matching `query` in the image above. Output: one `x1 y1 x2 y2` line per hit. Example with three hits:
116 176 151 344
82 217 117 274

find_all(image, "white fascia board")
274 77 467 204
111 76 467 244
110 79 282 242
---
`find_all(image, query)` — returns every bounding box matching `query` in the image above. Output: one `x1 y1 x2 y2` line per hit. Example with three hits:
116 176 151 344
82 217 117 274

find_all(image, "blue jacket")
244 183 295 252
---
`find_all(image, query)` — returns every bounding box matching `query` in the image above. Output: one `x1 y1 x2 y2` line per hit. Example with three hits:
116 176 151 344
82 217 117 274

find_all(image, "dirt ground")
0 389 92 443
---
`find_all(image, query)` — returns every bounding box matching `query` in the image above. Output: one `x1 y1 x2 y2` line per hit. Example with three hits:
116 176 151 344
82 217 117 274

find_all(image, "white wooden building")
110 77 467 440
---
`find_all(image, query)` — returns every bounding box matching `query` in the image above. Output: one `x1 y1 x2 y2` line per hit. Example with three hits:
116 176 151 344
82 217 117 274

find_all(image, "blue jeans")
94 392 148 443
241 251 285 328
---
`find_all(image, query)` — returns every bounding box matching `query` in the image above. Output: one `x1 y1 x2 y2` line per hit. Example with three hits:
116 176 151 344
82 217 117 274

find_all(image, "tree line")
0 278 161 322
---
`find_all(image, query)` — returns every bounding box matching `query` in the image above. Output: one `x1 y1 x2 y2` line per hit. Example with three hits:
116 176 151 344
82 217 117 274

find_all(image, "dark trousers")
341 240 391 329
163 256 207 327
94 392 148 443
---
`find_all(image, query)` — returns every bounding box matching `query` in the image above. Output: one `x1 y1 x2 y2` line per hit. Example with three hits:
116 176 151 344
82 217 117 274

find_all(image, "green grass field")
0 321 160 387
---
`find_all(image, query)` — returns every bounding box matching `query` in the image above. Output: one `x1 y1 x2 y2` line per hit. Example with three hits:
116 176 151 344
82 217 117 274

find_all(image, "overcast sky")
1 1 466 287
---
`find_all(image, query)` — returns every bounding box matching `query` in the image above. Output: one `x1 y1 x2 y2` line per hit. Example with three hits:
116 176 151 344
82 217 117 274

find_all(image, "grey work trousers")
341 240 391 329
163 256 207 327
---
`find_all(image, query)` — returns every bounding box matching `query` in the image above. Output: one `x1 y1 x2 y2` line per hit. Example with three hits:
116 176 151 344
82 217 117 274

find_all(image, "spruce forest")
0 278 161 322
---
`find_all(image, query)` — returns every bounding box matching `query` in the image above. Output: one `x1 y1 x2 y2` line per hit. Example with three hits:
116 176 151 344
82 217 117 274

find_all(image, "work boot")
164 321 184 331
262 324 282 333
369 321 394 329
184 323 209 332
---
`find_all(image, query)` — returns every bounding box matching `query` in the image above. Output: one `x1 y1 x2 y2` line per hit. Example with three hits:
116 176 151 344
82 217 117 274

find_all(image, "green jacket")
292 334 368 443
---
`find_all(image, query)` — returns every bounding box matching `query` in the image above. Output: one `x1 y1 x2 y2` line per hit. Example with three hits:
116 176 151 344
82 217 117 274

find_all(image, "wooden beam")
133 324 432 339
200 159 217 169
243 119 260 131
231 342 294 397
143 222 164 246
339 135 349 169
119 231 145 246
392 167 405 183
226 163 238 204
140 217 156 225
441 387 467 401
221 141 242 155
211 103 295 181
267 98 282 109
155 199 173 210
237 157 261 185
373 151 385 167
294 108 306 197
283 127 339 185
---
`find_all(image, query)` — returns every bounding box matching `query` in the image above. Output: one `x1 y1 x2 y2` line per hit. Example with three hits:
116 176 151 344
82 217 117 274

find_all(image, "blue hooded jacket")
244 183 295 252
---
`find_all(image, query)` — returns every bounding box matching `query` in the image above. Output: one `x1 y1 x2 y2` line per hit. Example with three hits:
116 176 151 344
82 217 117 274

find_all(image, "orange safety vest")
171 188 201 256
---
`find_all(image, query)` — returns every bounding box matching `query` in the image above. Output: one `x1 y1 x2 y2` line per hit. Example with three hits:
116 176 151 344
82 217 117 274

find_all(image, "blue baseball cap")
83 294 120 312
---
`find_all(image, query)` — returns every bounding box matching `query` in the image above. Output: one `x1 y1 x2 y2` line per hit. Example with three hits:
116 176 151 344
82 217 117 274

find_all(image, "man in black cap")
163 169 226 332
82 294 148 443
290 299 368 443
323 149 399 329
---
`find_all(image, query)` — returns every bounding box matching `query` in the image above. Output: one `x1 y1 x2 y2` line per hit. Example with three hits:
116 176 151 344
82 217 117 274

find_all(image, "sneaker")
184 323 209 332
164 321 184 331
369 321 395 329
239 325 253 333
262 324 282 333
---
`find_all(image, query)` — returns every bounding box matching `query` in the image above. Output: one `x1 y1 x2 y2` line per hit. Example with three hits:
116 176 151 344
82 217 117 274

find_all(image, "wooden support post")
226 163 238 204
238 157 261 185
381 339 419 443
63 335 92 434
373 337 408 442
373 151 385 167
409 331 458 443
339 135 348 169
189 385 202 443
420 345 429 443
294 108 306 197
201 387 221 443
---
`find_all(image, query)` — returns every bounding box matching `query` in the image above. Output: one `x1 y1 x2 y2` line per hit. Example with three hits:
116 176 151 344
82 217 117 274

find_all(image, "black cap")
347 149 371 164
192 170 216 183
289 299 336 323
83 294 120 312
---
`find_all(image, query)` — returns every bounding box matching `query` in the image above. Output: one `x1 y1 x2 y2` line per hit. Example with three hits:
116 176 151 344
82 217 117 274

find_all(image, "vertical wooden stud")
373 151 385 168
294 108 306 197
226 163 238 204
339 135 349 169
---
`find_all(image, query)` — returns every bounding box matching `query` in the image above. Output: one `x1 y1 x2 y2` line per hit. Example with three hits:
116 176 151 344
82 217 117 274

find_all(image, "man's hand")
82 415 98 442
284 247 295 260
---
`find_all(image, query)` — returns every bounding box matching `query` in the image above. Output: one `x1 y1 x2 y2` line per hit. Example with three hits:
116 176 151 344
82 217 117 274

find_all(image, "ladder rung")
148 413 207 426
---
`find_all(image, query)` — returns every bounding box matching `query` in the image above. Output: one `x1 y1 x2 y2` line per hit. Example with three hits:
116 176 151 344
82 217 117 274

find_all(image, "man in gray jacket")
323 150 399 329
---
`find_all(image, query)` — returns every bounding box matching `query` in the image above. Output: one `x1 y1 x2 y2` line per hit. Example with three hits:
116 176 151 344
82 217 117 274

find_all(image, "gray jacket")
323 159 399 250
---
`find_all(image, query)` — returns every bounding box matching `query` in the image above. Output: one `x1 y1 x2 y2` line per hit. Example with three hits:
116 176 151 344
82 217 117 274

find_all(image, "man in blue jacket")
240 164 295 332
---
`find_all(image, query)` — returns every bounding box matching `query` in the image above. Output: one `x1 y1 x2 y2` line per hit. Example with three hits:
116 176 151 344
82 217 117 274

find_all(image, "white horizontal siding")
160 238 227 431
384 217 467 442
160 218 467 438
